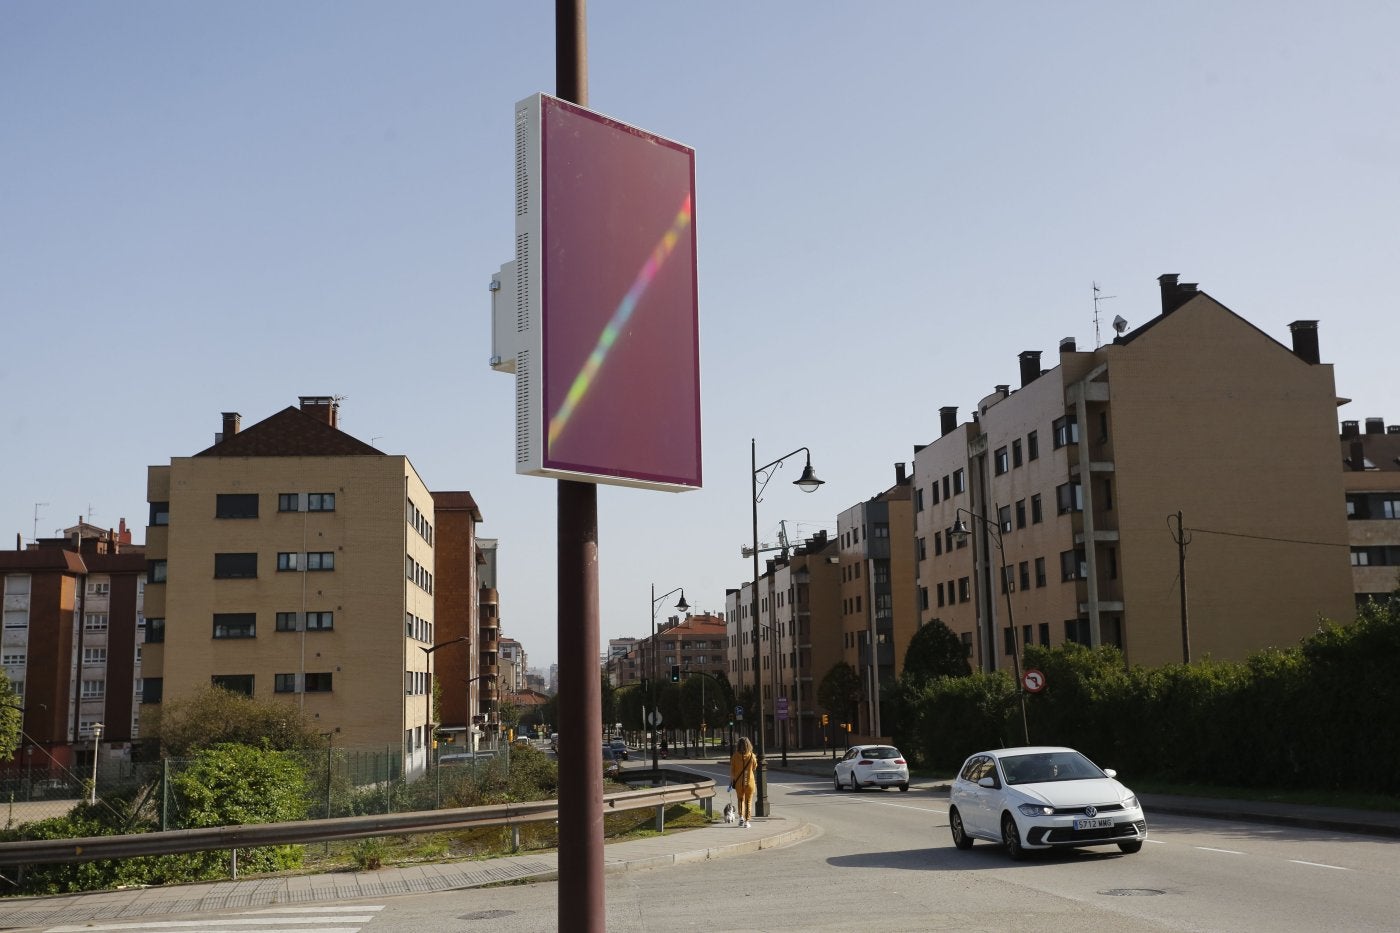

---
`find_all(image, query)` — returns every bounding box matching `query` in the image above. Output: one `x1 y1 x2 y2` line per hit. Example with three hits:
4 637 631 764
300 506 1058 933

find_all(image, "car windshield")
861 747 902 760
1000 751 1103 785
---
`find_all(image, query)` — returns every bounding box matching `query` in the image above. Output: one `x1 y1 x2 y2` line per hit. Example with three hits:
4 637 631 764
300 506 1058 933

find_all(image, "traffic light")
821 713 829 726
670 665 680 683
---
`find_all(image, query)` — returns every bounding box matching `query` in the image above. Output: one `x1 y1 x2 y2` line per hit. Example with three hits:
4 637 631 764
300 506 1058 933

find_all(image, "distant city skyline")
5 2 1396 669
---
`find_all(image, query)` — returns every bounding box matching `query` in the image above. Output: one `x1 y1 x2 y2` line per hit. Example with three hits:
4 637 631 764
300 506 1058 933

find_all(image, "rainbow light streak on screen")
547 193 694 448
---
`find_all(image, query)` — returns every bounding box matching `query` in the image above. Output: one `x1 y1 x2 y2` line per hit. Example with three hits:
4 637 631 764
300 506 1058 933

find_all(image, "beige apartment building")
915 275 1355 672
1342 417 1400 604
142 397 447 773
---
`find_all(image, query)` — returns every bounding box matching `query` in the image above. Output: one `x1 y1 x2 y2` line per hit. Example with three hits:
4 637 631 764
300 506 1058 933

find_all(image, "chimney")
995 384 1009 399
1288 320 1320 365
1365 417 1385 435
220 411 241 443
1341 420 1360 438
939 406 958 437
1018 350 1042 388
895 462 907 485
1349 440 1366 471
1158 274 1179 313
1059 336 1077 354
299 396 339 428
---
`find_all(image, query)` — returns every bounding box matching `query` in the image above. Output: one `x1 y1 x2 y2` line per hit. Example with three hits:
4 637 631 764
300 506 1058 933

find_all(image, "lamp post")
419 635 469 768
950 508 1030 744
650 585 688 773
751 439 823 817
89 722 104 805
465 673 498 750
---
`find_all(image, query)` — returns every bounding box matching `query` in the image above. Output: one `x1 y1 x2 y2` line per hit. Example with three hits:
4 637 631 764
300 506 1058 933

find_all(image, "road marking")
46 914 381 933
1194 846 1244 855
245 909 384 914
1145 838 1166 844
1289 860 1349 871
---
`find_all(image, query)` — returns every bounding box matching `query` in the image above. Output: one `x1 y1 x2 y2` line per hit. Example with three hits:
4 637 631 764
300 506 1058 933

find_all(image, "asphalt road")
21 760 1400 932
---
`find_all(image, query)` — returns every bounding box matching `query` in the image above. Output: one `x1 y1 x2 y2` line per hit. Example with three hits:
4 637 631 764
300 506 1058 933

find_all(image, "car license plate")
1074 817 1114 830
877 773 897 781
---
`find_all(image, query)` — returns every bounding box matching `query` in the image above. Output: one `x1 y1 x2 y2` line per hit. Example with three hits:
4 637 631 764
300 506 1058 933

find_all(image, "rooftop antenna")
1093 282 1116 348
32 503 48 544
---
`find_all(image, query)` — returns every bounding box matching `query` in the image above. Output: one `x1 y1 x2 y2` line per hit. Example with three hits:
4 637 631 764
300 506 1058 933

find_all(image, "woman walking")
729 735 758 827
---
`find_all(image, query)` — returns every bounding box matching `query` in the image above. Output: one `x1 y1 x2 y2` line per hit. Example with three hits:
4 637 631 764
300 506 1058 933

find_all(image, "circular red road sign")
1022 668 1046 693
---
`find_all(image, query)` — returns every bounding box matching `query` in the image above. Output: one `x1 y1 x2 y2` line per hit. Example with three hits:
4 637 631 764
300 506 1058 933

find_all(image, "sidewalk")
5 751 1397 930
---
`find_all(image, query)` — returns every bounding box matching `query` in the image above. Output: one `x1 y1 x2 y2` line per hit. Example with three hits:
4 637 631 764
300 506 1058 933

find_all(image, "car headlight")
1123 795 1139 810
1018 803 1053 817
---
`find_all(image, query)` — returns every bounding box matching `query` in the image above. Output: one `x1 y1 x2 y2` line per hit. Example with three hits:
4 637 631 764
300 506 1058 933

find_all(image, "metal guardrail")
0 777 715 867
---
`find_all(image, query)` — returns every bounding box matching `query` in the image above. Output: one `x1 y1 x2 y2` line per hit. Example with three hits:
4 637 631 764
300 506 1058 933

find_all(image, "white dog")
722 801 738 824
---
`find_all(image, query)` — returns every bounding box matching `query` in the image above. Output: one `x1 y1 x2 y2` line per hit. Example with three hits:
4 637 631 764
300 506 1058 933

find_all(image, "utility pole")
1170 511 1191 663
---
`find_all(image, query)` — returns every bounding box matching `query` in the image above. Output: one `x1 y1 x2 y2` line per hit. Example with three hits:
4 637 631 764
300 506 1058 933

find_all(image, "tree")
817 662 863 727
901 619 971 686
0 672 21 761
150 685 320 756
600 672 617 733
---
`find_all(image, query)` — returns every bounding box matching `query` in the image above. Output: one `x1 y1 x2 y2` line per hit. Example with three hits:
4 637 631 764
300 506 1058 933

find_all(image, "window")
307 551 334 571
1035 557 1047 588
1031 494 1043 524
81 679 105 698
914 488 924 512
1060 549 1086 581
83 647 107 665
1056 482 1083 514
1001 564 1014 594
5 574 31 596
1038 622 1050 646
1012 439 1023 468
212 613 256 639
994 447 1009 475
215 493 259 519
1027 431 1039 460
305 672 333 692
1064 619 1090 645
1052 415 1078 449
953 469 965 495
277 552 300 572
917 537 926 561
148 560 167 584
1004 627 1015 655
78 718 102 737
276 612 299 632
214 552 258 579
936 583 945 607
211 674 254 696
998 504 1012 533
3 609 26 630
278 493 300 512
942 475 951 499
306 611 334 630
919 587 929 611
88 581 110 596
84 613 109 632
149 501 169 526
275 673 298 693
934 533 943 556
1108 546 1118 580
142 677 164 703
958 577 970 603
932 482 940 505
308 493 336 511
2 651 24 666
1019 561 1030 591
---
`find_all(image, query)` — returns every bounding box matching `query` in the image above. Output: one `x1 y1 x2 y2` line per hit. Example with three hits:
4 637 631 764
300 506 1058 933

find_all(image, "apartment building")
429 492 485 744
915 275 1354 671
837 471 918 736
610 613 726 690
476 538 501 738
1 521 145 777
141 397 459 774
1342 417 1400 604
767 532 841 749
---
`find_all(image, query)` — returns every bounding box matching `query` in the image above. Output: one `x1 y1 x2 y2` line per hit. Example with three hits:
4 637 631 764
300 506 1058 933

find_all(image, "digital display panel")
538 95 701 489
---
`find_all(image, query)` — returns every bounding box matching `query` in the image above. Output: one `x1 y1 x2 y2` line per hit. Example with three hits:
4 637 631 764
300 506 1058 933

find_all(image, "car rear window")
863 747 902 759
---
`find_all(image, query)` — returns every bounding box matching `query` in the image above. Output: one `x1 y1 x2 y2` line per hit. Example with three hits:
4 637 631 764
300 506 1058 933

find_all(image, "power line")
1184 526 1349 549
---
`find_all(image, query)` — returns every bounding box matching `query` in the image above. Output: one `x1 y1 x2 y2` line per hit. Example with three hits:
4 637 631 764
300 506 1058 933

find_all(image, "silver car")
948 746 1146 858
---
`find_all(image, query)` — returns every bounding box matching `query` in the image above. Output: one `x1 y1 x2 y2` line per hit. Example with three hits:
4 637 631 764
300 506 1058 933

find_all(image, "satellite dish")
1112 315 1129 334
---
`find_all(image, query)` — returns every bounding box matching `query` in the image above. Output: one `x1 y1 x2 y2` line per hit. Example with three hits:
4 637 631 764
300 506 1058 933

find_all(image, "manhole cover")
1101 888 1166 897
459 910 516 920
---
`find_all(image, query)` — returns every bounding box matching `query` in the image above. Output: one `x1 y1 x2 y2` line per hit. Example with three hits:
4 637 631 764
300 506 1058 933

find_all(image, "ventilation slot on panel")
514 107 530 217
515 233 530 333
515 350 532 465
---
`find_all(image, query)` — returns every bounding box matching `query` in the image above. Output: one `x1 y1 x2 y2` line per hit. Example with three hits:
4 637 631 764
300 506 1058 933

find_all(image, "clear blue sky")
4 2 1396 670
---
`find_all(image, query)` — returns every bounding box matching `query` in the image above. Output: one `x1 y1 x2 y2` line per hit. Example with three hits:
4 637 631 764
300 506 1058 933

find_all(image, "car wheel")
834 773 842 792
949 807 974 850
849 774 862 792
1117 840 1143 854
1002 814 1026 861
899 783 910 792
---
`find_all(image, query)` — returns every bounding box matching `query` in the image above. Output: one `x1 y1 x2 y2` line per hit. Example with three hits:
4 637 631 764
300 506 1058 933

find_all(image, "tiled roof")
193 407 383 458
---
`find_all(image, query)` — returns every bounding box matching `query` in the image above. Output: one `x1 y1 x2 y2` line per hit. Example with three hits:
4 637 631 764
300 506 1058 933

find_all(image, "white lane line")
1290 859 1349 871
245 908 384 915
1195 846 1244 855
1145 838 1167 844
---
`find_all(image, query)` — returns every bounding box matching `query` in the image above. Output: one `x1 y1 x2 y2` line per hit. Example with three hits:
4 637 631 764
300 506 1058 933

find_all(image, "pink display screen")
540 96 701 489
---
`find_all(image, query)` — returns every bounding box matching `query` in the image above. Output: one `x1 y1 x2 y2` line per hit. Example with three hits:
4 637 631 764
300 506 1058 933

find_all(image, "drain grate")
1101 888 1166 897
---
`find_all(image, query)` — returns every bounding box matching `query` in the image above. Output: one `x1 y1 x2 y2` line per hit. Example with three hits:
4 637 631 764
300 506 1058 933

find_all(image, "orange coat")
729 749 757 794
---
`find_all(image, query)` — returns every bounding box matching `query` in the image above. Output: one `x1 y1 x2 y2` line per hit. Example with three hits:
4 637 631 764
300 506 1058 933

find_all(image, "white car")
948 746 1146 858
834 744 910 792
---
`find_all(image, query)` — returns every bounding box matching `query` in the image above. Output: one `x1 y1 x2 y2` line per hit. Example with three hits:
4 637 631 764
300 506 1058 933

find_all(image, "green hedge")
910 598 1400 795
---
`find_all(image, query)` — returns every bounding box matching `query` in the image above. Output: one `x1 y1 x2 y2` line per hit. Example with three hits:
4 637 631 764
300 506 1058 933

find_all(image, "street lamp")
465 673 498 749
89 722 104 805
650 585 688 772
950 508 1030 744
751 439 823 818
419 635 469 768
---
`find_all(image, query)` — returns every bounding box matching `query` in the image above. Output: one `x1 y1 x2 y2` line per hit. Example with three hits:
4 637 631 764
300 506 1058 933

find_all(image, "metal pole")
89 724 102 804
651 584 659 774
751 439 769 817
